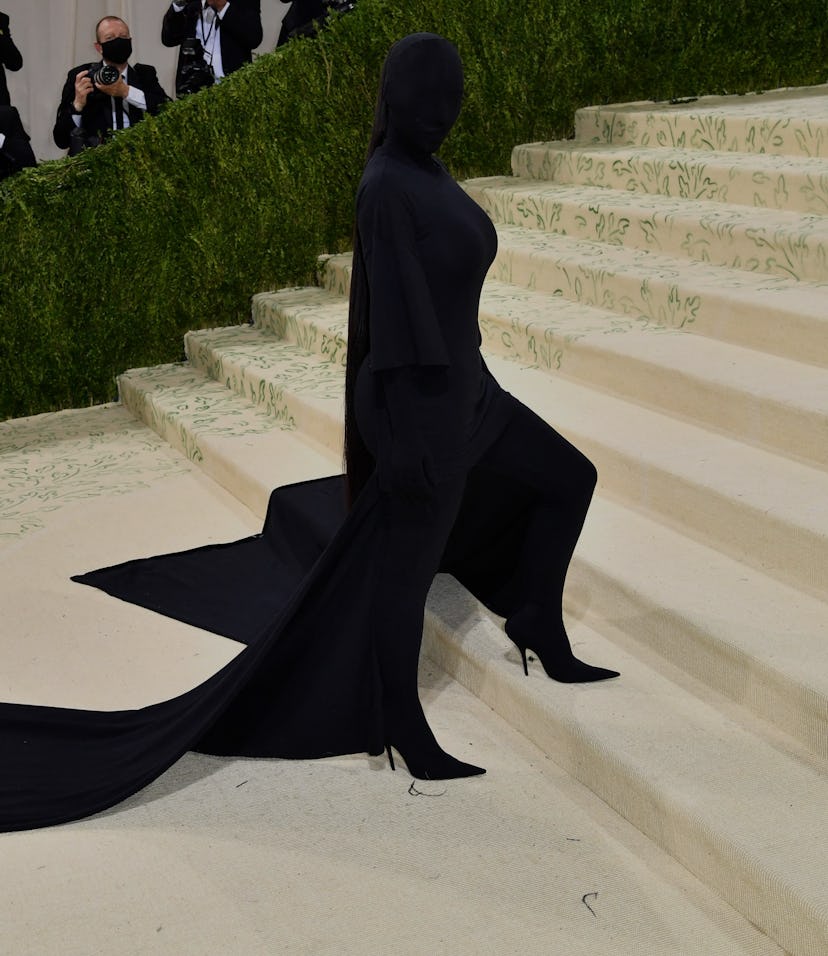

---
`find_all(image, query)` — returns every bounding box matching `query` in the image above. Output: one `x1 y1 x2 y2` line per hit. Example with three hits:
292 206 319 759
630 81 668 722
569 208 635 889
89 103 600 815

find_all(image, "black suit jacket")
162 0 263 89
0 104 35 179
0 16 24 107
53 62 171 151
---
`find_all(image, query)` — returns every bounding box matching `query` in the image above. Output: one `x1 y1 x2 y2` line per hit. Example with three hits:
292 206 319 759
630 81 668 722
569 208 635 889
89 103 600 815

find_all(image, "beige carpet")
0 405 781 956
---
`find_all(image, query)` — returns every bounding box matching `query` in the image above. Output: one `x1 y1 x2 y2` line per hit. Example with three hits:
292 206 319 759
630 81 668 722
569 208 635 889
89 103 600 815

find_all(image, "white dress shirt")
172 1 231 80
71 66 148 130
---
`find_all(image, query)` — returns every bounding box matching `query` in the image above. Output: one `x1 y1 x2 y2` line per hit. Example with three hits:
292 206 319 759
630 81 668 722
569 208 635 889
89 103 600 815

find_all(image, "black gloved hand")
0 12 11 32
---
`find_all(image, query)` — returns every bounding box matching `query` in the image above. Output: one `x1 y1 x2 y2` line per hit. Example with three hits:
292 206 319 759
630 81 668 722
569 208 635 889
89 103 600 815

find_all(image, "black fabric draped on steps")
0 470 538 832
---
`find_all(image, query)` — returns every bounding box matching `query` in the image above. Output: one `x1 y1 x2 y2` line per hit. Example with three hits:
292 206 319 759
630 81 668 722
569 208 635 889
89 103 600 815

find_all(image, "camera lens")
92 63 120 86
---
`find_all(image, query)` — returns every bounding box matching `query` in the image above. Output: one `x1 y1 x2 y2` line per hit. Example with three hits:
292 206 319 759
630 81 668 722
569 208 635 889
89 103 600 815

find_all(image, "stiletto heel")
383 704 485 780
506 605 619 684
517 645 529 677
384 739 484 780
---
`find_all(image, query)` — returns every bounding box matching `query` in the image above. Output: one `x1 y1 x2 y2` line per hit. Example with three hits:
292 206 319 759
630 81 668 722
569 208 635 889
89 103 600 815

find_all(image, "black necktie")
114 95 125 130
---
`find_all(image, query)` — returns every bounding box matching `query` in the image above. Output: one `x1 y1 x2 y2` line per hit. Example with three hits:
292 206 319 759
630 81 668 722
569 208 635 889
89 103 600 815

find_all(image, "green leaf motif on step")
674 161 719 201
774 176 789 207
689 114 727 152
576 153 600 178
591 209 630 244
611 157 634 180
0 410 195 542
268 308 288 339
800 175 828 212
681 232 711 261
320 332 347 366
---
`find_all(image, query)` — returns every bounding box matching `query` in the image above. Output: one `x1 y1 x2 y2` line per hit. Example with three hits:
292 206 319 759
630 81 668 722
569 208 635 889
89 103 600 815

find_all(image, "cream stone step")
488 226 828 367
183 325 345 455
568 494 828 760
422 575 828 956
485 353 828 603
318 251 353 300
463 177 828 281
477 281 828 472
254 282 828 473
511 142 828 215
173 319 828 605
252 286 348 368
117 362 336 518
574 85 828 157
317 237 828 367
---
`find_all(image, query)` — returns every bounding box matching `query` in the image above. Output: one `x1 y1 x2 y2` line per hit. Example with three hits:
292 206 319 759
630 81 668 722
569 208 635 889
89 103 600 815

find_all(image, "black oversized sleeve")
53 66 87 151
356 170 450 371
161 3 195 47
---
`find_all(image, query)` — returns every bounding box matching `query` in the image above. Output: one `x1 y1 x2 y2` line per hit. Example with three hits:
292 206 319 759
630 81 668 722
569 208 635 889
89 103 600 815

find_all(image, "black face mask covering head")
382 33 464 157
100 36 132 66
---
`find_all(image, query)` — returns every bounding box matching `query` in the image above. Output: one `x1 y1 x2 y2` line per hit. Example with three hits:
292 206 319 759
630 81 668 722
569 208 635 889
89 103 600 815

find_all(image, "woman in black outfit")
344 32 617 779
0 33 616 833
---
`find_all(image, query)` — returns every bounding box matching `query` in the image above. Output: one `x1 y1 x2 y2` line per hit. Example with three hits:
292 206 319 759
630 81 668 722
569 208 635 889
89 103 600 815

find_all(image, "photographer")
162 0 263 97
53 16 171 155
0 9 23 107
0 105 36 182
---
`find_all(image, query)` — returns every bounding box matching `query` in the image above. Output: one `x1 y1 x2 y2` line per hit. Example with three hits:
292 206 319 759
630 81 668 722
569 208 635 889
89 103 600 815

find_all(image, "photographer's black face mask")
100 36 132 65
383 33 463 158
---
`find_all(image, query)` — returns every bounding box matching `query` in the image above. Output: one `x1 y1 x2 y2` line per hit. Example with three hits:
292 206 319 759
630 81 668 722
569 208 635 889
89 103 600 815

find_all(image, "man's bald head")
95 16 130 43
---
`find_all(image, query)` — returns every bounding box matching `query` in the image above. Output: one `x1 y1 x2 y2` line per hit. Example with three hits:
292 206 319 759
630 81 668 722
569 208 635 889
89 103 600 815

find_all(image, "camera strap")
198 7 218 64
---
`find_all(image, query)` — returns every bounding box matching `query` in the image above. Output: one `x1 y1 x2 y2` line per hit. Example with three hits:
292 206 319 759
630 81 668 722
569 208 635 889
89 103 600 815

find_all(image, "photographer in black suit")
53 16 171 155
0 104 35 181
0 9 23 107
162 0 263 97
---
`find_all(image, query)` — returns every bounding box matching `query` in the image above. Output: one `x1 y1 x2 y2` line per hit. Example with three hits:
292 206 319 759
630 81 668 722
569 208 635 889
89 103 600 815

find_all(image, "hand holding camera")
72 63 122 112
72 71 94 112
96 74 129 99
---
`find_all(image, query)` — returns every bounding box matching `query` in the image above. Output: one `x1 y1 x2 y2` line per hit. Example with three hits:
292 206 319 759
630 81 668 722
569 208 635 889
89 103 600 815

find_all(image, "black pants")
358 385 598 716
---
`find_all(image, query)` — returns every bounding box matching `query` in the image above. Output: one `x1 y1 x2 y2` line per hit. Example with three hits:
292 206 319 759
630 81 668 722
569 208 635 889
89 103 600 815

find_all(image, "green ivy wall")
1 0 826 418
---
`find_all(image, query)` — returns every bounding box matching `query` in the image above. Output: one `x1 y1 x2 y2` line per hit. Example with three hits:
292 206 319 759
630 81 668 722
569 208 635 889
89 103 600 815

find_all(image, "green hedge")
1 0 826 419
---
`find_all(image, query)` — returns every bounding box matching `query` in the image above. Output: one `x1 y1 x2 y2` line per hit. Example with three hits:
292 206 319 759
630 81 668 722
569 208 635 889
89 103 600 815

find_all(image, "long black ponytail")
343 57 392 507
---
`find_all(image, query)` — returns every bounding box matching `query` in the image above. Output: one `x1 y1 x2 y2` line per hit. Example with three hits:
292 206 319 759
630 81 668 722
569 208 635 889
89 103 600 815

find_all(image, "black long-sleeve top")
356 139 512 474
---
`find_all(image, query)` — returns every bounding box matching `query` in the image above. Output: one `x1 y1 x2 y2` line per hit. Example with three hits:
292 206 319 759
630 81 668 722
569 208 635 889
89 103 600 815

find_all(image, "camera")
176 38 215 97
88 62 121 87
